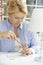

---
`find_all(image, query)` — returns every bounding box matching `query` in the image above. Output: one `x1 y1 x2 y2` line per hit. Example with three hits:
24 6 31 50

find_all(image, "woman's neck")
14 27 19 38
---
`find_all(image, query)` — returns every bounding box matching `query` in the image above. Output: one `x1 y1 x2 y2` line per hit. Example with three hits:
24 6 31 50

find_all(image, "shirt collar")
6 19 24 30
6 19 13 28
19 20 25 30
19 23 23 30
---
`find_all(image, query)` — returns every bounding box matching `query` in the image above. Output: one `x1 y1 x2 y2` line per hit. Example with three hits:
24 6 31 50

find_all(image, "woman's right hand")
0 31 22 47
0 31 16 39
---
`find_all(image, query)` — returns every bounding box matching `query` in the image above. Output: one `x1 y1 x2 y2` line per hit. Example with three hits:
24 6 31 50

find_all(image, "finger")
9 31 16 39
7 31 14 39
7 35 12 39
9 33 15 39
22 50 25 54
26 52 29 55
26 49 33 55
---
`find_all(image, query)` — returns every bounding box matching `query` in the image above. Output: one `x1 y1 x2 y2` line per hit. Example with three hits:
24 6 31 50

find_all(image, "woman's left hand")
21 44 33 55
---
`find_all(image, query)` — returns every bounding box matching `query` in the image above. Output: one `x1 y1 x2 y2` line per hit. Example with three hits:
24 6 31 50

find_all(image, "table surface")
0 52 43 65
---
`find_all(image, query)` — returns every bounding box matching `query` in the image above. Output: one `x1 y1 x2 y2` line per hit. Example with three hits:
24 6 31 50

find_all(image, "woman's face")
9 12 25 28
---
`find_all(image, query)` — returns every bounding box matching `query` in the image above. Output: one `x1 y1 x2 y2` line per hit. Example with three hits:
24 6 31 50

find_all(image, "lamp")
29 8 43 62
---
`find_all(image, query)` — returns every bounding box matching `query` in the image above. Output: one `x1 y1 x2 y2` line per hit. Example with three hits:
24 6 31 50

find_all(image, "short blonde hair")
7 0 27 15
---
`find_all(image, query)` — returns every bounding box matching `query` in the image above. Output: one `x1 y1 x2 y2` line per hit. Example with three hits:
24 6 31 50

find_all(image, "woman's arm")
29 32 40 54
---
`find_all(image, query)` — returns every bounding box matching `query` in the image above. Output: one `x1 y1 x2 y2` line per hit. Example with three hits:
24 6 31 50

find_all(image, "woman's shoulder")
22 20 30 29
23 20 30 25
0 20 7 26
22 20 37 35
0 20 8 31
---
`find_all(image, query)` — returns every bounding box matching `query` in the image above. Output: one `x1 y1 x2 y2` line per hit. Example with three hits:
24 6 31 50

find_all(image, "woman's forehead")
12 12 25 17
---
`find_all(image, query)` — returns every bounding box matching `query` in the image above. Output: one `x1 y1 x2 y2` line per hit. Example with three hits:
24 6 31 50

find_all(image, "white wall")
22 0 26 3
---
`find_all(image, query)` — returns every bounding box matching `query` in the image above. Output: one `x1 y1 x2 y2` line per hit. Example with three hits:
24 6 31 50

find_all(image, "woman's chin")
16 24 20 28
15 24 20 28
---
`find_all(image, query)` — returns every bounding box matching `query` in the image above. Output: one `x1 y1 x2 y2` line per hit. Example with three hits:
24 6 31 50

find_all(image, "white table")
0 52 43 65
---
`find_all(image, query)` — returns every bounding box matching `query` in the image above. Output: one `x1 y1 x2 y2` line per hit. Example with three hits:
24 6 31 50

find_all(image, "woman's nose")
18 18 22 22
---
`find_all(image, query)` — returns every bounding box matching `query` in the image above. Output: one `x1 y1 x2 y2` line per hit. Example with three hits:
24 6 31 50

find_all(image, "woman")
0 0 39 55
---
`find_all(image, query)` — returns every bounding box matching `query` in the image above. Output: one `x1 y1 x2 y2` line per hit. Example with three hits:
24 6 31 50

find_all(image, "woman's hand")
0 31 16 39
0 31 23 47
21 44 33 55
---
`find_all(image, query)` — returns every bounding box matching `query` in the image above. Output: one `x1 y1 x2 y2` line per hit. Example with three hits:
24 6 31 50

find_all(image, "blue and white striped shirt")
0 19 39 53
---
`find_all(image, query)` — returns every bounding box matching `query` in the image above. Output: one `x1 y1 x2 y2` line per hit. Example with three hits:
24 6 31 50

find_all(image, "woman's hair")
7 0 27 15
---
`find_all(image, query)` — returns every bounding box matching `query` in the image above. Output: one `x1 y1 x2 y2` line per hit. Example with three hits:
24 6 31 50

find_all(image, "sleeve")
29 32 40 54
24 21 40 54
0 22 2 39
0 22 2 32
0 22 2 51
0 39 1 51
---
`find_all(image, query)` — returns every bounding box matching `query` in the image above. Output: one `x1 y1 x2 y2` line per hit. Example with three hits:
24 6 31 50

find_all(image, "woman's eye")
15 17 18 19
15 17 24 19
